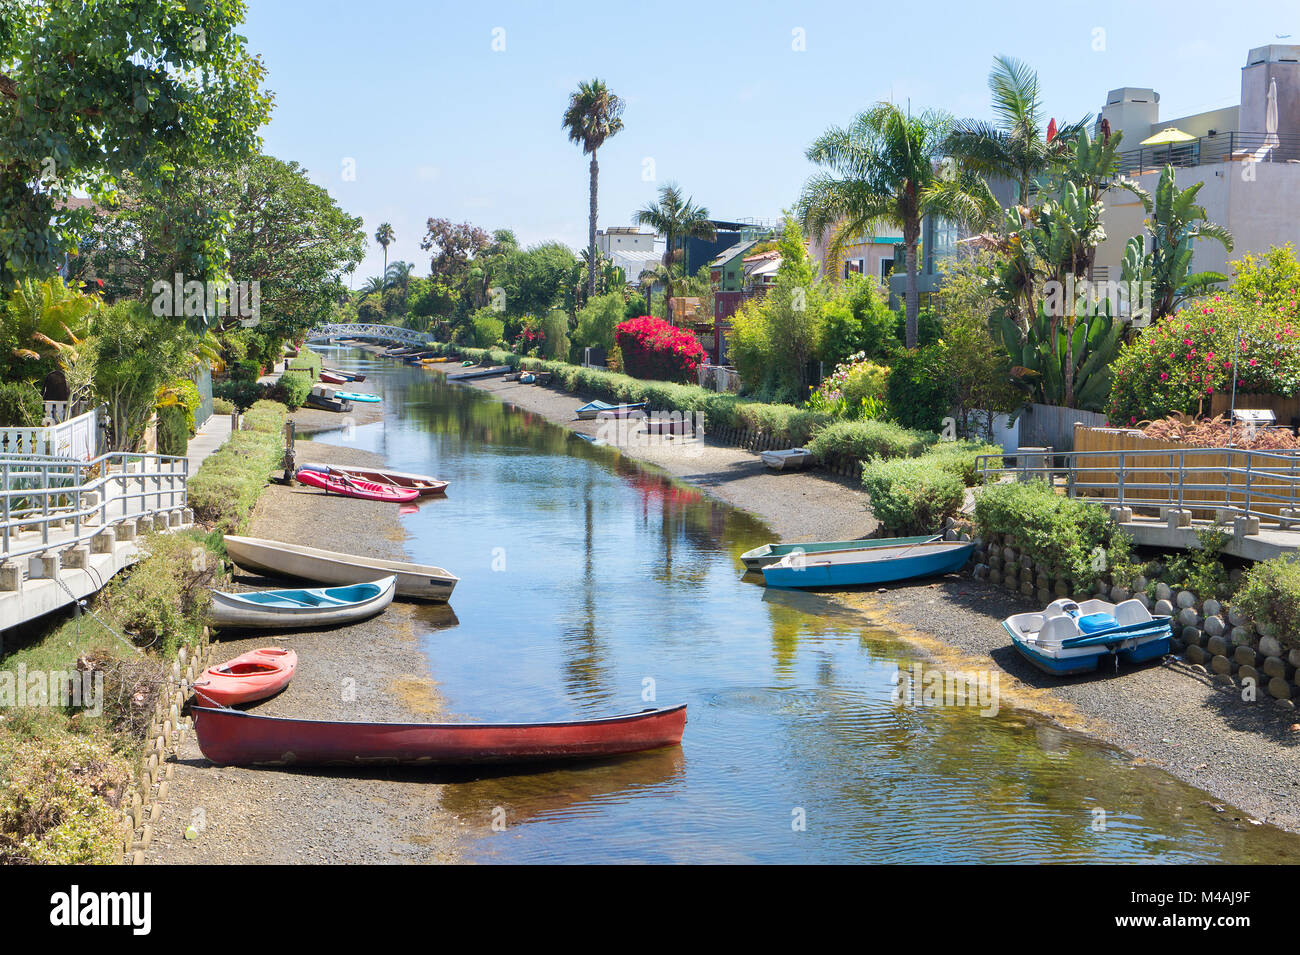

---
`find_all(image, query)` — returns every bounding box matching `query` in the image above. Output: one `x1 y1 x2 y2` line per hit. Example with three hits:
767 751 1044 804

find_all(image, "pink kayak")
296 468 420 503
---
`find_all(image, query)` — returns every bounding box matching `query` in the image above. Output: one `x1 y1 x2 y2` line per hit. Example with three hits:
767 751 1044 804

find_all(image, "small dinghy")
320 371 348 384
741 535 940 571
519 372 537 384
191 702 687 767
323 367 365 382
194 648 298 706
224 535 458 601
762 540 974 588
760 448 814 471
333 390 381 404
296 468 419 503
210 577 396 629
576 400 646 420
297 462 448 496
1003 598 1172 676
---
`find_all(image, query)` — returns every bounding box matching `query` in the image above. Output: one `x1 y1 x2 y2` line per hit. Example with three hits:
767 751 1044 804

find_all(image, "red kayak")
296 468 420 503
319 371 347 384
191 703 687 767
194 648 298 706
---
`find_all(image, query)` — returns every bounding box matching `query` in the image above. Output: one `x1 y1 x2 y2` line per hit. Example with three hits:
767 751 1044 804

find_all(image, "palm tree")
943 56 1088 206
374 222 395 285
563 79 625 301
634 183 717 325
799 103 998 347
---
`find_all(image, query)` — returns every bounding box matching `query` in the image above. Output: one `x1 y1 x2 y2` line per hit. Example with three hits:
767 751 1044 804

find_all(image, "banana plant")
997 299 1123 411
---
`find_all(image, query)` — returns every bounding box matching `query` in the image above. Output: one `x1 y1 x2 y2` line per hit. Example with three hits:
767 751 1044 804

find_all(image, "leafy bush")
213 378 264 410
1163 526 1234 600
860 457 965 535
885 344 955 432
275 369 312 409
0 380 43 426
212 396 235 415
231 358 261 382
187 402 285 531
819 275 899 366
156 403 189 456
467 311 505 348
973 480 1111 587
1234 552 1300 645
572 292 625 355
922 440 1003 486
615 316 707 383
0 736 131 864
806 419 934 462
1107 296 1300 425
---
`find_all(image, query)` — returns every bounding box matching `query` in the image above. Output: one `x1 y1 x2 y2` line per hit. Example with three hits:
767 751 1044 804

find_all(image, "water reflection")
309 348 1300 864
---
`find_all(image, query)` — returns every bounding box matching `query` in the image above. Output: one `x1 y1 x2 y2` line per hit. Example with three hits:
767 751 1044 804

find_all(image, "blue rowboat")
576 400 647 420
761 540 974 588
334 391 381 403
741 535 940 571
210 576 397 629
1003 598 1172 675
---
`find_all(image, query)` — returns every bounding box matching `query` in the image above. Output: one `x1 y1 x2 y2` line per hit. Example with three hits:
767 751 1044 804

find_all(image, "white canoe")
211 576 397 629
224 536 458 602
761 448 814 471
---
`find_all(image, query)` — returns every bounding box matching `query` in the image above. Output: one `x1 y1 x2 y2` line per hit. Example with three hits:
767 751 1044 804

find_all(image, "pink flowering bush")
1106 297 1300 425
615 316 707 383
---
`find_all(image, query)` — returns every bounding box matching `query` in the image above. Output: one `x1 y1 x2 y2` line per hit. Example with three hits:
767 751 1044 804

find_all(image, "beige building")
1095 44 1300 284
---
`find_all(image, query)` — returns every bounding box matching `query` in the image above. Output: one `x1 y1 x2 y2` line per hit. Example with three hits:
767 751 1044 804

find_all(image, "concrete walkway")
186 413 233 474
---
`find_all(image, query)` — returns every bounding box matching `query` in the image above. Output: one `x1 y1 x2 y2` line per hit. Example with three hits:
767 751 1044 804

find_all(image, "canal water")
311 347 1300 863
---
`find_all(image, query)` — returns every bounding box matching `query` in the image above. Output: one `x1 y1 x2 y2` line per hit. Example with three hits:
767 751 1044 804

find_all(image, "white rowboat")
224 536 458 602
211 577 397 628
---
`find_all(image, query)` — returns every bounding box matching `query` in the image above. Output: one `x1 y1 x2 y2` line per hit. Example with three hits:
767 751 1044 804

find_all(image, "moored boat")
1003 598 1173 675
306 389 352 412
333 390 381 403
194 648 298 706
296 468 419 503
210 577 396 629
320 371 348 384
762 540 974 588
296 462 449 496
760 448 814 471
322 367 365 382
576 400 646 420
223 535 458 601
447 365 512 380
191 703 688 767
740 535 941 571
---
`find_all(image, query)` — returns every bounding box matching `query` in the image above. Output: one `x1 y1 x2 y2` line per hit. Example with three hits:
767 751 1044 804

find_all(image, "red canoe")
296 468 420 503
194 648 298 707
319 371 347 384
191 703 687 767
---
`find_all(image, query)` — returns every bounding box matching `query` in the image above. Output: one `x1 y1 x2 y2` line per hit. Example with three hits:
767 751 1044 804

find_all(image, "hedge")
1232 555 1300 648
187 400 286 532
860 457 966 535
286 351 322 380
807 420 935 463
275 369 312 409
156 403 189 456
972 480 1111 587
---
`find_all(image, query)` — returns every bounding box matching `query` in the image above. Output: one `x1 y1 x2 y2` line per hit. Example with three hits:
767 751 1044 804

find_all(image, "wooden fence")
1072 424 1300 518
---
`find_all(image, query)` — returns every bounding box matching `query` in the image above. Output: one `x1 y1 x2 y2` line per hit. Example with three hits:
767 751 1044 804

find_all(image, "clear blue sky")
244 0 1297 282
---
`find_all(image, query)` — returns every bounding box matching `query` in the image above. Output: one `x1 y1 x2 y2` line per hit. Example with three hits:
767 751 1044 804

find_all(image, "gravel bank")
451 368 1300 835
146 434 463 864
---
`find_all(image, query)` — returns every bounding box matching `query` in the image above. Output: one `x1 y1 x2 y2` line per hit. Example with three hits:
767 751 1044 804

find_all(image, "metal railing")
304 322 433 346
1115 131 1300 177
976 446 1300 525
0 451 188 563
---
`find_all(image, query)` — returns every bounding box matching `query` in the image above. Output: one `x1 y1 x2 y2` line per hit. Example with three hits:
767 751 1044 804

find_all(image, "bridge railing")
305 323 433 346
0 451 189 562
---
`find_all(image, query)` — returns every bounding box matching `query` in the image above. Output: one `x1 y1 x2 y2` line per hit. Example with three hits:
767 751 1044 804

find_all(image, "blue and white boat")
575 400 647 420
1003 598 1172 676
334 391 381 404
761 539 974 588
210 576 397 629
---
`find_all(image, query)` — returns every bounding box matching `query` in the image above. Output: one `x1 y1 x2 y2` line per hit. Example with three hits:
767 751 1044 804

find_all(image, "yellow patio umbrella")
1140 127 1196 146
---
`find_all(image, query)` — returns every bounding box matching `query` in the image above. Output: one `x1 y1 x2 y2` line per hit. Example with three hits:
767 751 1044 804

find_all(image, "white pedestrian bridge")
305 323 434 347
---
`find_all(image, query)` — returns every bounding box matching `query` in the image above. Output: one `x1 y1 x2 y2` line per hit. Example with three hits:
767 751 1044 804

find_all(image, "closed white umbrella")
1265 77 1279 147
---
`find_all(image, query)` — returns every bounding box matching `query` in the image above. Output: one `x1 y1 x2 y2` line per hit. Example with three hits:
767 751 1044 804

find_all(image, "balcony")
1115 131 1300 177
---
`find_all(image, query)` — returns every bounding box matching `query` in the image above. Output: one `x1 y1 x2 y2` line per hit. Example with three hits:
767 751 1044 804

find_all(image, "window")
880 257 894 280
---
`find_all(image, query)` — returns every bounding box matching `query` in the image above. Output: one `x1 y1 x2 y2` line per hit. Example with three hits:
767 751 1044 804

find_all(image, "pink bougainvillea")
615 316 707 383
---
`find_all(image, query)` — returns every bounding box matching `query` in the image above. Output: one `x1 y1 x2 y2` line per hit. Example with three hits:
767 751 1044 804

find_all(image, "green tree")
634 183 717 325
1229 243 1300 313
799 102 998 348
0 0 272 283
562 78 625 301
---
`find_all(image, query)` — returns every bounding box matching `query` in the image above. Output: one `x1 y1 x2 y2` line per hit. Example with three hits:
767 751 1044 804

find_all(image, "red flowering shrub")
615 316 707 383
1106 296 1300 425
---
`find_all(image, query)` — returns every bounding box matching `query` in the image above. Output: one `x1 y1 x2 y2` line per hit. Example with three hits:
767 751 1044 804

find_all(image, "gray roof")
709 239 760 268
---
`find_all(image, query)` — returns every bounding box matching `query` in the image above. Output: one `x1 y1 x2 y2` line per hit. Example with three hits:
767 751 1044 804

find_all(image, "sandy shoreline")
441 363 1300 836
146 435 463 864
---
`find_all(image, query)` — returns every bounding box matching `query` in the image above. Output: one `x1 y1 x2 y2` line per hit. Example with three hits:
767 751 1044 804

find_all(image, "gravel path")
145 435 463 864
455 370 1300 834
